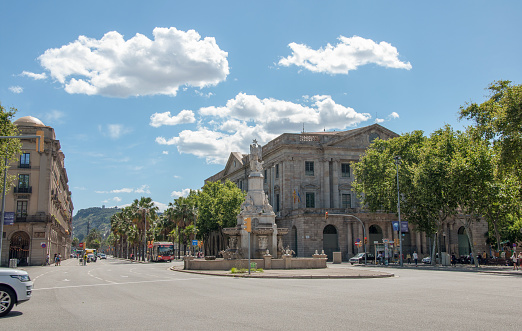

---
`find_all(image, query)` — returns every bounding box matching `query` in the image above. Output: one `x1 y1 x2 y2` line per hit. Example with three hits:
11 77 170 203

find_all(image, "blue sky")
1 1 521 214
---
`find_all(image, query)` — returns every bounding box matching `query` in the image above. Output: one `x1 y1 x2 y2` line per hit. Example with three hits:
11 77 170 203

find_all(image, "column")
323 159 330 208
332 159 339 208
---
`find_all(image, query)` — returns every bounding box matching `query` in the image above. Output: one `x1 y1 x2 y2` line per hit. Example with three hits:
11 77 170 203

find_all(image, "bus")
85 248 97 262
151 242 175 262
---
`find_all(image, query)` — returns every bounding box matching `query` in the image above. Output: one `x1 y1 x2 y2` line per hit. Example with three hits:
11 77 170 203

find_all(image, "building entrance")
9 231 31 266
323 225 339 262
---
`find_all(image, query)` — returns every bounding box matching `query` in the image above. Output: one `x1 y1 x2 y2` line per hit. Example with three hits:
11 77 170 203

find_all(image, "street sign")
355 238 360 243
41 242 46 248
3 212 14 225
79 242 84 248
192 240 198 246
148 244 153 248
383 239 389 244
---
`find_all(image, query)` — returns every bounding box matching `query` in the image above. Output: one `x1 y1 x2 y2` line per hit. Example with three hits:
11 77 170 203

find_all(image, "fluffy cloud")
171 188 193 198
9 86 23 94
155 93 372 164
375 112 400 123
37 27 229 97
279 35 411 74
150 110 196 127
20 71 47 80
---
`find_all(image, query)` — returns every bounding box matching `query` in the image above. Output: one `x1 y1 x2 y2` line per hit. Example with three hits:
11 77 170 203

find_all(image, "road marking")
32 277 209 291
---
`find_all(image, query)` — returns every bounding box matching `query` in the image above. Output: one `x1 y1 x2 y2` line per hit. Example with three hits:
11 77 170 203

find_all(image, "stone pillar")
323 158 330 208
263 253 272 269
347 221 353 255
332 159 339 208
283 254 292 269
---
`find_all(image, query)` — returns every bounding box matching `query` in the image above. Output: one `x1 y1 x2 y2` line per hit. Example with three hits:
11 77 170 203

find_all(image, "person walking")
511 252 518 270
413 251 418 267
451 253 457 267
518 252 522 271
406 253 411 264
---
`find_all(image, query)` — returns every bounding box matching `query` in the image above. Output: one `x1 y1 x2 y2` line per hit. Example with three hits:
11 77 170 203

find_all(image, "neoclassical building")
206 124 488 261
0 116 73 266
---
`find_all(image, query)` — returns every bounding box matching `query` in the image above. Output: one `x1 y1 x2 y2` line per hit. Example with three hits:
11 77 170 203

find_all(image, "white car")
0 268 33 317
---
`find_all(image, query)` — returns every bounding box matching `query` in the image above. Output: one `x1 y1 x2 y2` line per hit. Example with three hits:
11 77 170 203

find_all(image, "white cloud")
42 110 65 124
375 112 400 124
279 35 411 74
99 124 131 139
171 188 193 198
9 86 23 94
153 201 168 213
37 27 229 98
150 110 196 127
20 71 47 80
162 151 169 155
96 185 150 194
155 93 370 164
113 197 122 202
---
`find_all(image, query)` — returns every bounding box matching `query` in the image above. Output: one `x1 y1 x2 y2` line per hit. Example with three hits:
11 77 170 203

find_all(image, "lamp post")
393 156 403 267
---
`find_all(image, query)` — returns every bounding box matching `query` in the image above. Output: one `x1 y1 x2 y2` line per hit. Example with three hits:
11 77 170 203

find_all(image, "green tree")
197 180 245 253
459 80 522 179
0 103 22 193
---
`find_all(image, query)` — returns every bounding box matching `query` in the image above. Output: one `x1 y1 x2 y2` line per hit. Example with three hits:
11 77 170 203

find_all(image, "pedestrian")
54 253 58 266
58 253 61 266
406 253 411 264
46 254 50 266
413 251 418 267
511 252 518 270
451 253 457 267
518 252 522 271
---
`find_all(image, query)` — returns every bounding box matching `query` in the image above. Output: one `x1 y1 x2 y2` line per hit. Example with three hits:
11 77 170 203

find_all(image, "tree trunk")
464 220 479 268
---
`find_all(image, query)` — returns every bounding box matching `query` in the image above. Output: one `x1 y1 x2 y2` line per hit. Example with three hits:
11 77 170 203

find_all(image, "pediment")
326 124 398 149
300 183 320 190
223 152 246 176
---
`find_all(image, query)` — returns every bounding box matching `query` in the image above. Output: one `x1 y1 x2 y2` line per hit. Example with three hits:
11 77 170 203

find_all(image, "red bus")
151 242 175 262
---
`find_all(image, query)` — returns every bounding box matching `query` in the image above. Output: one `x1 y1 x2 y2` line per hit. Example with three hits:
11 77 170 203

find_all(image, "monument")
222 140 288 259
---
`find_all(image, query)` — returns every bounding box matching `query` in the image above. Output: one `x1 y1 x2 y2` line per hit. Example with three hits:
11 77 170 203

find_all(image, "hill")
73 206 121 242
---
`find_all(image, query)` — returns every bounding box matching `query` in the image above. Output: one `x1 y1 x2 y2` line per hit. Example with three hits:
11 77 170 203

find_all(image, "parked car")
349 252 375 264
0 268 33 317
98 253 106 260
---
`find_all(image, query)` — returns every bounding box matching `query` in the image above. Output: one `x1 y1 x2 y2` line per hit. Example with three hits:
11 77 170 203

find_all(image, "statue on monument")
249 139 264 172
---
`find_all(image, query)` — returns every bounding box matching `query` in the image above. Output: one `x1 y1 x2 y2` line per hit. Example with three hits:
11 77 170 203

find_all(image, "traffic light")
243 217 251 233
325 212 328 219
36 130 44 152
364 237 368 244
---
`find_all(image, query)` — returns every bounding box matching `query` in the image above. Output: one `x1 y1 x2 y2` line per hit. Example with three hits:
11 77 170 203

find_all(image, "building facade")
206 124 488 261
0 116 73 266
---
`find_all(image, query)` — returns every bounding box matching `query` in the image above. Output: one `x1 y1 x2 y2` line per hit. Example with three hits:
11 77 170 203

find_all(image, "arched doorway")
402 230 412 255
458 227 471 256
9 231 31 266
323 225 339 262
291 226 298 257
369 225 383 254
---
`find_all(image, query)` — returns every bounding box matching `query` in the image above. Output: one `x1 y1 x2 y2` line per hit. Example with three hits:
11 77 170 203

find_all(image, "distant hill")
73 207 121 242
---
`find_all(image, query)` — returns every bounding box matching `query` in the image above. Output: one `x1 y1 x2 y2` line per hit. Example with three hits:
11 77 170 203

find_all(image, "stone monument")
222 140 288 259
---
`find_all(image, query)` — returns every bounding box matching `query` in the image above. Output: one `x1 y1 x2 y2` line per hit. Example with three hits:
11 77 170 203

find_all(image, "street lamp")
393 156 403 267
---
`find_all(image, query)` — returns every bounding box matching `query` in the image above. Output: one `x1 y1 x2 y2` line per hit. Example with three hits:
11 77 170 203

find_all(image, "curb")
170 267 394 279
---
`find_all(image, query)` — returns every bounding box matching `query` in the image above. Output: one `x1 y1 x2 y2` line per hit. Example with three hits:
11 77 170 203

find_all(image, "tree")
130 197 159 261
459 80 522 179
0 103 22 193
168 192 198 258
196 180 245 254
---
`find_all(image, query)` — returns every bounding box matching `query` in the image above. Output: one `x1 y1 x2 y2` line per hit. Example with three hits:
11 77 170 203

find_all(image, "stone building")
206 124 488 261
0 116 73 266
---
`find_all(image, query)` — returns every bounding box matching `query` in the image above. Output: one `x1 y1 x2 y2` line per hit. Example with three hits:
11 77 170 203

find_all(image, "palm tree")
170 196 197 258
130 197 159 261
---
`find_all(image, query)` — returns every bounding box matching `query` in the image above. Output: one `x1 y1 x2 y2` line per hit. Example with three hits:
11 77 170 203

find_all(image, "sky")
1 1 521 215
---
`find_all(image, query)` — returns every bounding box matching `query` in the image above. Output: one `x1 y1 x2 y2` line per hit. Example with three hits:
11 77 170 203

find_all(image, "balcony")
14 186 32 194
18 163 31 169
15 214 50 223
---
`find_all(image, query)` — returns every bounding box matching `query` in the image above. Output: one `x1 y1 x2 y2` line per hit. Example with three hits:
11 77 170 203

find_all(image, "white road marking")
32 277 209 291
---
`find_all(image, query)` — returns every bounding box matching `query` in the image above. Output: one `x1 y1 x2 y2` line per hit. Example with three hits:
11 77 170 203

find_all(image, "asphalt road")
2 257 521 330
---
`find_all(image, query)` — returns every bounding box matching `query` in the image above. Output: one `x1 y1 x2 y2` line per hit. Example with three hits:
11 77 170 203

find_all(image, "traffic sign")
41 242 46 248
148 244 153 248
79 242 84 248
192 240 198 246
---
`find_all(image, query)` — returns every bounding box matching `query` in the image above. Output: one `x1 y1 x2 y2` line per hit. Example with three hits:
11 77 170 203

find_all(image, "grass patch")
230 267 264 274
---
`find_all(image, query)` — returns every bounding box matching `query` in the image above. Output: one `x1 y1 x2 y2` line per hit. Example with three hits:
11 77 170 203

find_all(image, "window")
342 194 351 209
20 153 30 168
275 194 280 212
16 201 28 218
275 164 279 178
305 161 314 176
264 170 267 183
369 132 380 143
305 192 315 208
18 174 29 189
341 163 350 177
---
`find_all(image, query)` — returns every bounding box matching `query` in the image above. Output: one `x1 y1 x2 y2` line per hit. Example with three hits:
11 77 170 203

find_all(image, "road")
2 257 521 330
